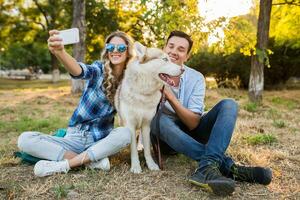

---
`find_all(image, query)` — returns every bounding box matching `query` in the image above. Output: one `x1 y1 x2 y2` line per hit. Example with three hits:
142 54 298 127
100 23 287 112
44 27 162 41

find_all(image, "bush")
265 42 300 88
0 42 50 72
187 39 300 89
0 42 68 73
187 50 251 88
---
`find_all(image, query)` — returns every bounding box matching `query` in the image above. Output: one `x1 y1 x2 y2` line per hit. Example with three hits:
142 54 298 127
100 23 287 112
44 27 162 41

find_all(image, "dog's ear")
134 42 147 63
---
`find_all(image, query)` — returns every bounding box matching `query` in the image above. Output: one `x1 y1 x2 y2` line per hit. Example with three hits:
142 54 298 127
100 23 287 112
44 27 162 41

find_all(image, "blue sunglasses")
105 43 127 53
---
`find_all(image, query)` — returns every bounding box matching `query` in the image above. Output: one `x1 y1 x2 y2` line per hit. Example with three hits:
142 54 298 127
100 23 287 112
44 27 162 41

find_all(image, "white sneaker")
34 160 70 177
87 157 110 171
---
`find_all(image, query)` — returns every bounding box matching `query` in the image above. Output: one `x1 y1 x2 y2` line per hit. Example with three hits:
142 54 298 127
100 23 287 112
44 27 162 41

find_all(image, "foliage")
187 50 251 88
188 39 300 89
0 0 299 89
222 13 257 56
0 42 52 72
0 0 25 50
0 0 72 72
265 39 300 87
270 3 300 48
140 0 208 50
85 0 119 62
189 2 299 89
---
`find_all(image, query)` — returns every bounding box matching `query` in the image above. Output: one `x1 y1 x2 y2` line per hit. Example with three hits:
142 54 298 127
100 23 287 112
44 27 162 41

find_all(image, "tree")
270 1 300 48
71 0 86 93
30 0 72 83
84 0 119 62
140 0 207 50
0 0 72 75
248 0 272 103
221 9 257 56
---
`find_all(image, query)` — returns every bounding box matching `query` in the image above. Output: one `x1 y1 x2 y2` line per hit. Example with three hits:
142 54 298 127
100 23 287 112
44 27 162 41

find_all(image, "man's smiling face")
163 36 190 66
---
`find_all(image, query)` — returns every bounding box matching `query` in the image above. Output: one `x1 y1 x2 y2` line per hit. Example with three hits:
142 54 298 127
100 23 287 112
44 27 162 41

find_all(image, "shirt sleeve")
70 61 103 80
187 76 206 115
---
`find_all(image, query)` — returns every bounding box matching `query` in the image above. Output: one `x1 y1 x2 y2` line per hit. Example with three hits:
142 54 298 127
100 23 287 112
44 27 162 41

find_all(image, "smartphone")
57 28 79 45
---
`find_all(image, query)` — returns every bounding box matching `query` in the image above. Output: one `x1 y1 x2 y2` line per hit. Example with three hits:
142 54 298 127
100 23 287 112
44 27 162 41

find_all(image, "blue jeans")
150 99 238 173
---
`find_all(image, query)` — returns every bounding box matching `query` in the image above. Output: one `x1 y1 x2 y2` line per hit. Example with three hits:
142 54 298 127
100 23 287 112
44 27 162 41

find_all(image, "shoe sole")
188 179 235 196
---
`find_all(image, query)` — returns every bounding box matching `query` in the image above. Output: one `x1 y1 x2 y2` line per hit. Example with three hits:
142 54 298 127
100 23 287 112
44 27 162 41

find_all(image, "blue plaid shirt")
69 60 116 141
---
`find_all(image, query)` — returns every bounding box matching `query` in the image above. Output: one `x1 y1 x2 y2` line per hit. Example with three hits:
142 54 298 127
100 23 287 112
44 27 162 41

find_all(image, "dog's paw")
130 165 142 174
147 161 160 171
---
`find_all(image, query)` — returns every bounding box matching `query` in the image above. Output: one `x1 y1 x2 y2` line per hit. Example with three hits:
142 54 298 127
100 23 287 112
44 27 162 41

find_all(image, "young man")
150 30 272 196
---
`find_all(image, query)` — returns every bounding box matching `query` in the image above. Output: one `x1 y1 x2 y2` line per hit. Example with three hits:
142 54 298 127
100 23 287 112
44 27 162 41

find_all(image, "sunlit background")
199 0 253 21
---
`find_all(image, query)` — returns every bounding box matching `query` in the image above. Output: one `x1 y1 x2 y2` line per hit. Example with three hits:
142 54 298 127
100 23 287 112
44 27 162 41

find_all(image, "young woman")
17 30 135 177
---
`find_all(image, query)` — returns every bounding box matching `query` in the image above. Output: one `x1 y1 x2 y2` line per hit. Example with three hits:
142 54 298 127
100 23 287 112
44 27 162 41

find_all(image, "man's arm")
163 87 201 130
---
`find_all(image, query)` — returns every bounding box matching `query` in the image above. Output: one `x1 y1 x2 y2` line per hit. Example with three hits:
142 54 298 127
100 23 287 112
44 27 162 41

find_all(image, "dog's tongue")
159 73 176 87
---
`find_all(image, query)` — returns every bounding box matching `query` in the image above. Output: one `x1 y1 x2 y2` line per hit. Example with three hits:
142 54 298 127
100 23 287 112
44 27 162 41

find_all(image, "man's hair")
166 30 193 53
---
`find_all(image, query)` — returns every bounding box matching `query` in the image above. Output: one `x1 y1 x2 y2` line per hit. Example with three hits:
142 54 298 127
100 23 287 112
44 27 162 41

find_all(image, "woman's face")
106 36 128 67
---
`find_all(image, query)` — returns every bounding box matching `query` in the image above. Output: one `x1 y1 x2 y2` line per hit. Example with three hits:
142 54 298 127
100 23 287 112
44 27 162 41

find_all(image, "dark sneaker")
188 164 235 196
229 164 272 185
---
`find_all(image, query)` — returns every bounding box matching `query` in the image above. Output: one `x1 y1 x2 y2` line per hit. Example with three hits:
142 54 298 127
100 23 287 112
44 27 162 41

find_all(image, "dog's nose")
180 68 185 73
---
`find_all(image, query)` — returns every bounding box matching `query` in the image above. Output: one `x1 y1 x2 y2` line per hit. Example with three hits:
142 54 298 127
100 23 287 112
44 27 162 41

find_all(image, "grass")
0 78 70 90
272 120 285 128
243 102 258 112
244 133 278 145
0 80 300 199
267 108 281 119
5 116 65 133
270 97 298 110
52 184 74 199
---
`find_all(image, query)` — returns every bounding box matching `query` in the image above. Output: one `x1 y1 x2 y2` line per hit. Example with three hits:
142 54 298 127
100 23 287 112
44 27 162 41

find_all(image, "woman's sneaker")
229 164 272 185
188 164 235 196
34 160 70 177
87 157 110 171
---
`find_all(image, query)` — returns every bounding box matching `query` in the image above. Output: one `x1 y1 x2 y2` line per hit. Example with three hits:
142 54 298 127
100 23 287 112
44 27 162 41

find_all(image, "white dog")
115 42 183 173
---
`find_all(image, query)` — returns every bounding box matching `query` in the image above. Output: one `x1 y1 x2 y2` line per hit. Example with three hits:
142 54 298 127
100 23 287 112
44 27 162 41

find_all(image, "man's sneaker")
188 164 235 196
87 157 110 171
229 164 272 185
34 160 70 177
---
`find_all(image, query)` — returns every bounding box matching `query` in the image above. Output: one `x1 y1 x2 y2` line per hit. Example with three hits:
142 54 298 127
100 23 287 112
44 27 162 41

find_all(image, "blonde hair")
101 31 135 105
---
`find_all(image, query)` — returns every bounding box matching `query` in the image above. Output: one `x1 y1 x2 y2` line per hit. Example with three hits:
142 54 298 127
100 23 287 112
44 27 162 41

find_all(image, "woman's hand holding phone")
48 30 65 55
47 29 82 76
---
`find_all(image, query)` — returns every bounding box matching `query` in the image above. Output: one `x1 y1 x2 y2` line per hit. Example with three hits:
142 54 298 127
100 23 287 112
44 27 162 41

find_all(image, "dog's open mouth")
159 73 177 87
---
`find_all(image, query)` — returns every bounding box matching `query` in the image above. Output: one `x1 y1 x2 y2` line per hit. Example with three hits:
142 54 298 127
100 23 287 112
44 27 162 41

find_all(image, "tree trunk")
71 0 86 93
248 0 272 103
51 53 60 83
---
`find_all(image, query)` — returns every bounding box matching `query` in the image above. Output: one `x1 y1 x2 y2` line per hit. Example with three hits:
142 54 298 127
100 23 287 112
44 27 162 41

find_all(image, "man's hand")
161 85 201 131
48 30 65 55
161 86 176 102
